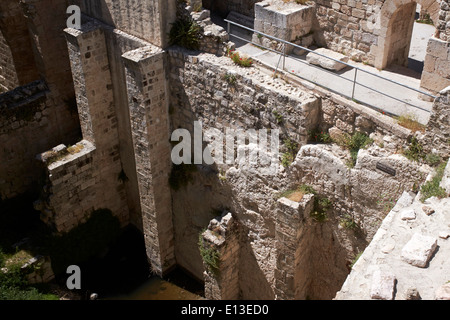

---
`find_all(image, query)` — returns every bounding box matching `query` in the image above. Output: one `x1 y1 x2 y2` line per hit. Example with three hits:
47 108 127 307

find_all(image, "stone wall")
32 23 130 233
0 29 19 92
0 0 40 89
422 86 450 158
421 37 450 94
314 0 445 68
202 212 240 300
252 1 315 54
72 0 177 48
0 80 80 200
168 49 320 146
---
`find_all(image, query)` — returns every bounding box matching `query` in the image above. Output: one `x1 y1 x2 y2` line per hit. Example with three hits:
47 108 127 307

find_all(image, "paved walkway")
226 20 435 124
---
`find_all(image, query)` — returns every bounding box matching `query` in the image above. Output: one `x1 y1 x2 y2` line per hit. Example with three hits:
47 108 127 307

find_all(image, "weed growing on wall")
198 231 220 276
169 18 202 50
420 162 448 202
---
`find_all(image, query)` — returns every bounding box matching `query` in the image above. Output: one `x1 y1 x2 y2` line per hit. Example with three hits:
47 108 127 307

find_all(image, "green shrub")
425 154 442 167
340 214 357 230
169 18 202 50
281 138 299 168
0 248 58 300
223 73 237 85
420 162 448 202
338 132 373 168
311 196 332 223
308 129 332 144
403 136 425 162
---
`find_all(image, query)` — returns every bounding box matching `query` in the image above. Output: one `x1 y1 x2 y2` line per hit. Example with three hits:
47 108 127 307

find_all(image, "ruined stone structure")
0 0 449 300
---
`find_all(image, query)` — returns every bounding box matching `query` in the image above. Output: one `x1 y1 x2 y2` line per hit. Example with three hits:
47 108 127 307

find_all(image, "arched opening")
384 2 418 69
376 0 440 71
408 4 436 73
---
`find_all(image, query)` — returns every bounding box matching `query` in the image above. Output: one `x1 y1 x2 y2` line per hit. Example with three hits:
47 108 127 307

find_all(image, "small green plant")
308 129 332 144
281 138 299 168
272 110 284 124
198 231 221 276
311 197 332 222
377 192 397 215
340 214 357 230
403 136 425 162
0 248 59 300
350 251 363 269
337 132 373 168
169 18 202 50
425 153 442 167
223 73 237 85
420 162 448 202
416 13 434 25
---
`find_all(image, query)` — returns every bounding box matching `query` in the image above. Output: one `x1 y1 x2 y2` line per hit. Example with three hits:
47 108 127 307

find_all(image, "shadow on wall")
239 225 276 299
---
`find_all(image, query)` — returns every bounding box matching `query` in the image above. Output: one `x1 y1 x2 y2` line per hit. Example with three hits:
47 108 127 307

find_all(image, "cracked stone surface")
335 180 450 300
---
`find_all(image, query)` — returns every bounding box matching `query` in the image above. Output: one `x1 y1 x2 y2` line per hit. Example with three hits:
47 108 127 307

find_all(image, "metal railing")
225 19 435 115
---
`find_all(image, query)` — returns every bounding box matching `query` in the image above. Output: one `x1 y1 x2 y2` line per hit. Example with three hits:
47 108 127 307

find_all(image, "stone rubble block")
306 48 349 71
422 206 435 216
401 233 438 268
370 269 396 300
400 208 416 220
435 283 450 300
392 191 415 212
439 230 450 239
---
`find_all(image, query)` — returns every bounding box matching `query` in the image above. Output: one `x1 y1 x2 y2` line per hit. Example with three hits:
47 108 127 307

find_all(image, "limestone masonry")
0 0 449 300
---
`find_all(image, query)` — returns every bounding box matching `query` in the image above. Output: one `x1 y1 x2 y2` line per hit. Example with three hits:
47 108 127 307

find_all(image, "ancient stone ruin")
0 0 449 300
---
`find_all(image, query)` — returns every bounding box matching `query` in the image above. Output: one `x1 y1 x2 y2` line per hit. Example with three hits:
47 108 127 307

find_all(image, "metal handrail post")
352 68 358 100
282 44 286 71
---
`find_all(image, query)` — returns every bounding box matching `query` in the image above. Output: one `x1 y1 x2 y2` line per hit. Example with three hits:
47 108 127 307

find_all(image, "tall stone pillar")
274 194 315 300
201 213 240 300
122 47 175 276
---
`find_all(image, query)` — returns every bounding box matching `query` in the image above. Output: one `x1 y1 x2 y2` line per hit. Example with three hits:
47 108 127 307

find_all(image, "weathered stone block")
401 233 438 268
435 283 450 300
306 48 349 71
370 270 396 300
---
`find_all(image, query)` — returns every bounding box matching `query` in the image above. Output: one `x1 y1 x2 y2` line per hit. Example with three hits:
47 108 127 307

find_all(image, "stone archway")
374 0 441 70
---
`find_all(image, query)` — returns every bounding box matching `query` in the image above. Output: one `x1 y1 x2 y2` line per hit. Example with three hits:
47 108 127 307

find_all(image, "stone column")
274 194 315 300
420 37 450 94
122 47 175 276
423 86 450 158
201 213 240 300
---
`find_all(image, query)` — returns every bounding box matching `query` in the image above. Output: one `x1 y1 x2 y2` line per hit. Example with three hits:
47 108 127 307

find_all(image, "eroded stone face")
401 233 438 268
370 270 396 300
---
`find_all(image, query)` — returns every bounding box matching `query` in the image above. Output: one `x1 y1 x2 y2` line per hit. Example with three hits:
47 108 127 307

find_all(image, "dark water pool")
75 226 204 300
